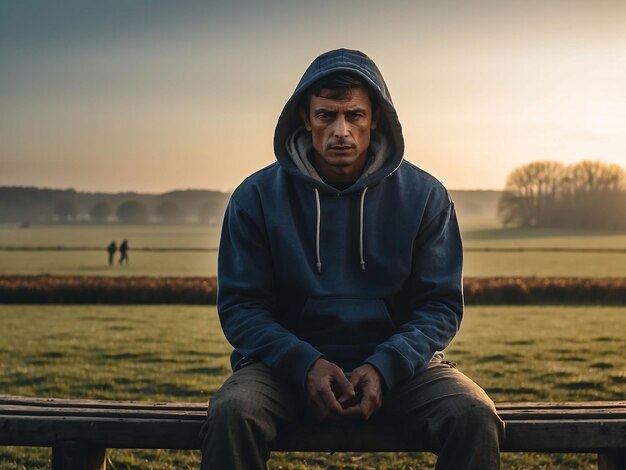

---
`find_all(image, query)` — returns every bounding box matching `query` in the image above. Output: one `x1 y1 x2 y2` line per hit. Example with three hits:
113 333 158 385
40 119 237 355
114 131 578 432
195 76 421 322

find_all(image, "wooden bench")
1 395 624 469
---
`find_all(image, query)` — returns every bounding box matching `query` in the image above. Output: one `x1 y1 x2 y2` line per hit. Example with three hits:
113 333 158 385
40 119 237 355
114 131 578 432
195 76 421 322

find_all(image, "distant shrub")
54 200 77 222
464 277 626 305
116 201 149 224
90 201 111 222
0 276 217 304
1 276 624 305
156 201 185 224
199 200 226 225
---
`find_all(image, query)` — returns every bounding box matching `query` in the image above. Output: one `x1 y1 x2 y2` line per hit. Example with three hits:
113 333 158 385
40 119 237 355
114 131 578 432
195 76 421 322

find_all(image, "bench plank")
1 396 625 457
2 404 626 422
2 412 625 452
3 395 624 410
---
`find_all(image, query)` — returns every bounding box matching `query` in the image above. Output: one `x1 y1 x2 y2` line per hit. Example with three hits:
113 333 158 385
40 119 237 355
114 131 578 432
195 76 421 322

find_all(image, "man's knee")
200 387 277 469
208 388 265 429
423 393 503 469
457 394 500 427
440 393 505 442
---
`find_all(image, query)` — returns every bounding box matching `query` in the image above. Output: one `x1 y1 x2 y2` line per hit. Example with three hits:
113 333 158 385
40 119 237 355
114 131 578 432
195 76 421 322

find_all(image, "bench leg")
52 440 106 470
598 451 626 470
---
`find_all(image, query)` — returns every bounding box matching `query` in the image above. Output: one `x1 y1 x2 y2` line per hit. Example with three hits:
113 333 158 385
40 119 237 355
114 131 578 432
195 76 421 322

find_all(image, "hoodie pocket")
296 297 395 346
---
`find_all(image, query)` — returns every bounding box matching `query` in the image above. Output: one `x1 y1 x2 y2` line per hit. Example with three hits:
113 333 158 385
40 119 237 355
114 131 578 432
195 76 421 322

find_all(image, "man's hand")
306 358 355 422
341 363 383 421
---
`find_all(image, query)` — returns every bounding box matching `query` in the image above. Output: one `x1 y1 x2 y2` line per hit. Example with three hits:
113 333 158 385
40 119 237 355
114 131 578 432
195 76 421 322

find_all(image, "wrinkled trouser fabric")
200 361 504 470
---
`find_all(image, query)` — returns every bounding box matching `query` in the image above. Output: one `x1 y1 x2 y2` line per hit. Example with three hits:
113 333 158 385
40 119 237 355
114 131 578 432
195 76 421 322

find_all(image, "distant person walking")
119 239 129 265
106 241 117 266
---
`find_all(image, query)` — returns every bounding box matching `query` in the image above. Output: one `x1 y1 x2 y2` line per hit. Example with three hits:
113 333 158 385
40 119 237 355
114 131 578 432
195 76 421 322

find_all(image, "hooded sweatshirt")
217 48 463 392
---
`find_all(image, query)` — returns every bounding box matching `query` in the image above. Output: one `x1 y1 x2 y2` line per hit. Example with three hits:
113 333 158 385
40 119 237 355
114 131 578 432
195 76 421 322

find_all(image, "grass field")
460 217 626 277
1 221 626 277
0 224 220 277
1 305 624 469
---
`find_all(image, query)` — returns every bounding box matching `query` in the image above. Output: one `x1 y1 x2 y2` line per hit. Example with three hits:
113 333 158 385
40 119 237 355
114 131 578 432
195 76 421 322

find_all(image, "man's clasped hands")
305 358 383 423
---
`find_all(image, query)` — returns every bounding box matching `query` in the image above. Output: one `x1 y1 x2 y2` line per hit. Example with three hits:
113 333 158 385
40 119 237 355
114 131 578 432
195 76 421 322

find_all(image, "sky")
1 0 625 193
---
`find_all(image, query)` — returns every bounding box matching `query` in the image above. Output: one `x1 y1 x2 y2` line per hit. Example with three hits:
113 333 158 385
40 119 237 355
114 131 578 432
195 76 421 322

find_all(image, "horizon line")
0 184 505 194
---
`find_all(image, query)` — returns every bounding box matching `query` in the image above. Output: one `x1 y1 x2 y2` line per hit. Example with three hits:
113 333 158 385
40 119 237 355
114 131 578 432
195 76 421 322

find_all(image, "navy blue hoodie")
217 49 463 392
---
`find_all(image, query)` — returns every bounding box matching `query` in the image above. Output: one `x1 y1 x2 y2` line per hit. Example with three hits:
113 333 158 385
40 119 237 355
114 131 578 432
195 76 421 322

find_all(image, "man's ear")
299 107 312 131
370 108 381 130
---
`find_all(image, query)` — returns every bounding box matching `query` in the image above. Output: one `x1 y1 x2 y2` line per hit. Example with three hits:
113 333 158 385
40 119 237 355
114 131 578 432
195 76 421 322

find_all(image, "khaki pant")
200 361 504 470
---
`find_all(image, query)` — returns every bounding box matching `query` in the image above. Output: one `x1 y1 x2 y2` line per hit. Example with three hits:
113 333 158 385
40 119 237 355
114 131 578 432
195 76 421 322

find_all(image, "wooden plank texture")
1 414 625 452
2 404 625 421
0 395 206 411
0 396 625 453
1 395 623 411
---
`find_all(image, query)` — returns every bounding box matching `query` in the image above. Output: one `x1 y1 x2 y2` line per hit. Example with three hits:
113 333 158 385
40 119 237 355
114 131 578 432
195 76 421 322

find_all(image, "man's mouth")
330 145 354 151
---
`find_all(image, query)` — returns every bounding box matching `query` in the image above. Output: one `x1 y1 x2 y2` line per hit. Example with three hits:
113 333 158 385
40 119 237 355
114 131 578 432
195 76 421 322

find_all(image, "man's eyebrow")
312 106 368 113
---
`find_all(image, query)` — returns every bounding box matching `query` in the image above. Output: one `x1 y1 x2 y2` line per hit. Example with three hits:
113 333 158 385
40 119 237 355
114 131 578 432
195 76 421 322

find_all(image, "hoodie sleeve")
217 195 323 388
364 201 463 392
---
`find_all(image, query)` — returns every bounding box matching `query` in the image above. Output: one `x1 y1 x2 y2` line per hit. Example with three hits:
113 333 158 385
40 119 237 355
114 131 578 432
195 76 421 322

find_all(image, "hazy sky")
2 0 625 193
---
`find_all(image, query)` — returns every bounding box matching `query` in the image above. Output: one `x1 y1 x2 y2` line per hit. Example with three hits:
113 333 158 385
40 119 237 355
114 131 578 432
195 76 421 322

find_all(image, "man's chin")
324 155 357 167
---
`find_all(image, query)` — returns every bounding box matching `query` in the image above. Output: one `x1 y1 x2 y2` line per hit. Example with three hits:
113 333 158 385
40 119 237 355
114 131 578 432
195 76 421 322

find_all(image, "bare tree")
568 160 625 193
563 160 626 229
498 161 566 227
499 159 626 229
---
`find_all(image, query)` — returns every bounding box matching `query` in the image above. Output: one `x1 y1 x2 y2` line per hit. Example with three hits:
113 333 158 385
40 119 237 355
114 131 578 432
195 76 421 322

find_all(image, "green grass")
1 305 624 469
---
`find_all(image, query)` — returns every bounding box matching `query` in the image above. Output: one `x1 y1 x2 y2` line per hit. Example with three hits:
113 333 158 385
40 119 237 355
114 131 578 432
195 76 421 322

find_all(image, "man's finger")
358 394 376 420
348 370 363 388
320 387 343 414
332 371 356 404
340 403 365 418
345 364 383 420
309 381 343 421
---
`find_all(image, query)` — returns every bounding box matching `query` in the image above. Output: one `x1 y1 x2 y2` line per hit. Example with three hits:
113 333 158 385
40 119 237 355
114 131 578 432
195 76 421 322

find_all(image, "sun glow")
2 1 625 192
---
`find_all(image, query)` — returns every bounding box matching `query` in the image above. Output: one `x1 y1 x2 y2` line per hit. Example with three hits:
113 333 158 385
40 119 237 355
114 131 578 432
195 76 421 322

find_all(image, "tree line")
0 187 230 225
498 160 626 229
85 199 226 224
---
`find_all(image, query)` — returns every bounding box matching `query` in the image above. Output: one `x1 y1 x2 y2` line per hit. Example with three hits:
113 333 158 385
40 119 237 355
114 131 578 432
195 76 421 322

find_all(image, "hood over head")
274 48 404 193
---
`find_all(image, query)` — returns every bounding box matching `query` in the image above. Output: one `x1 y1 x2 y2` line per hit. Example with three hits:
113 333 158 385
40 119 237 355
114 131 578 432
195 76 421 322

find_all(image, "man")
118 239 129 265
106 240 116 266
201 48 504 469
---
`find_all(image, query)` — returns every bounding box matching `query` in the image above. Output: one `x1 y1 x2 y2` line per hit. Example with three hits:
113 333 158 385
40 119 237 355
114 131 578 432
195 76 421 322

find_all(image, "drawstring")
359 187 368 270
314 188 322 273
313 186 369 273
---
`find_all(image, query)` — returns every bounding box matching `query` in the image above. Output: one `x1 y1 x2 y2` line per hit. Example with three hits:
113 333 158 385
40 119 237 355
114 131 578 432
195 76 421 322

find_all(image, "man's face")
301 87 378 183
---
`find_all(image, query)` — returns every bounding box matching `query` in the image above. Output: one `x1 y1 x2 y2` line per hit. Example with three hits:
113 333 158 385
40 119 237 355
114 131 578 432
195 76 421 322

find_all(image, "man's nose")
332 116 349 138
